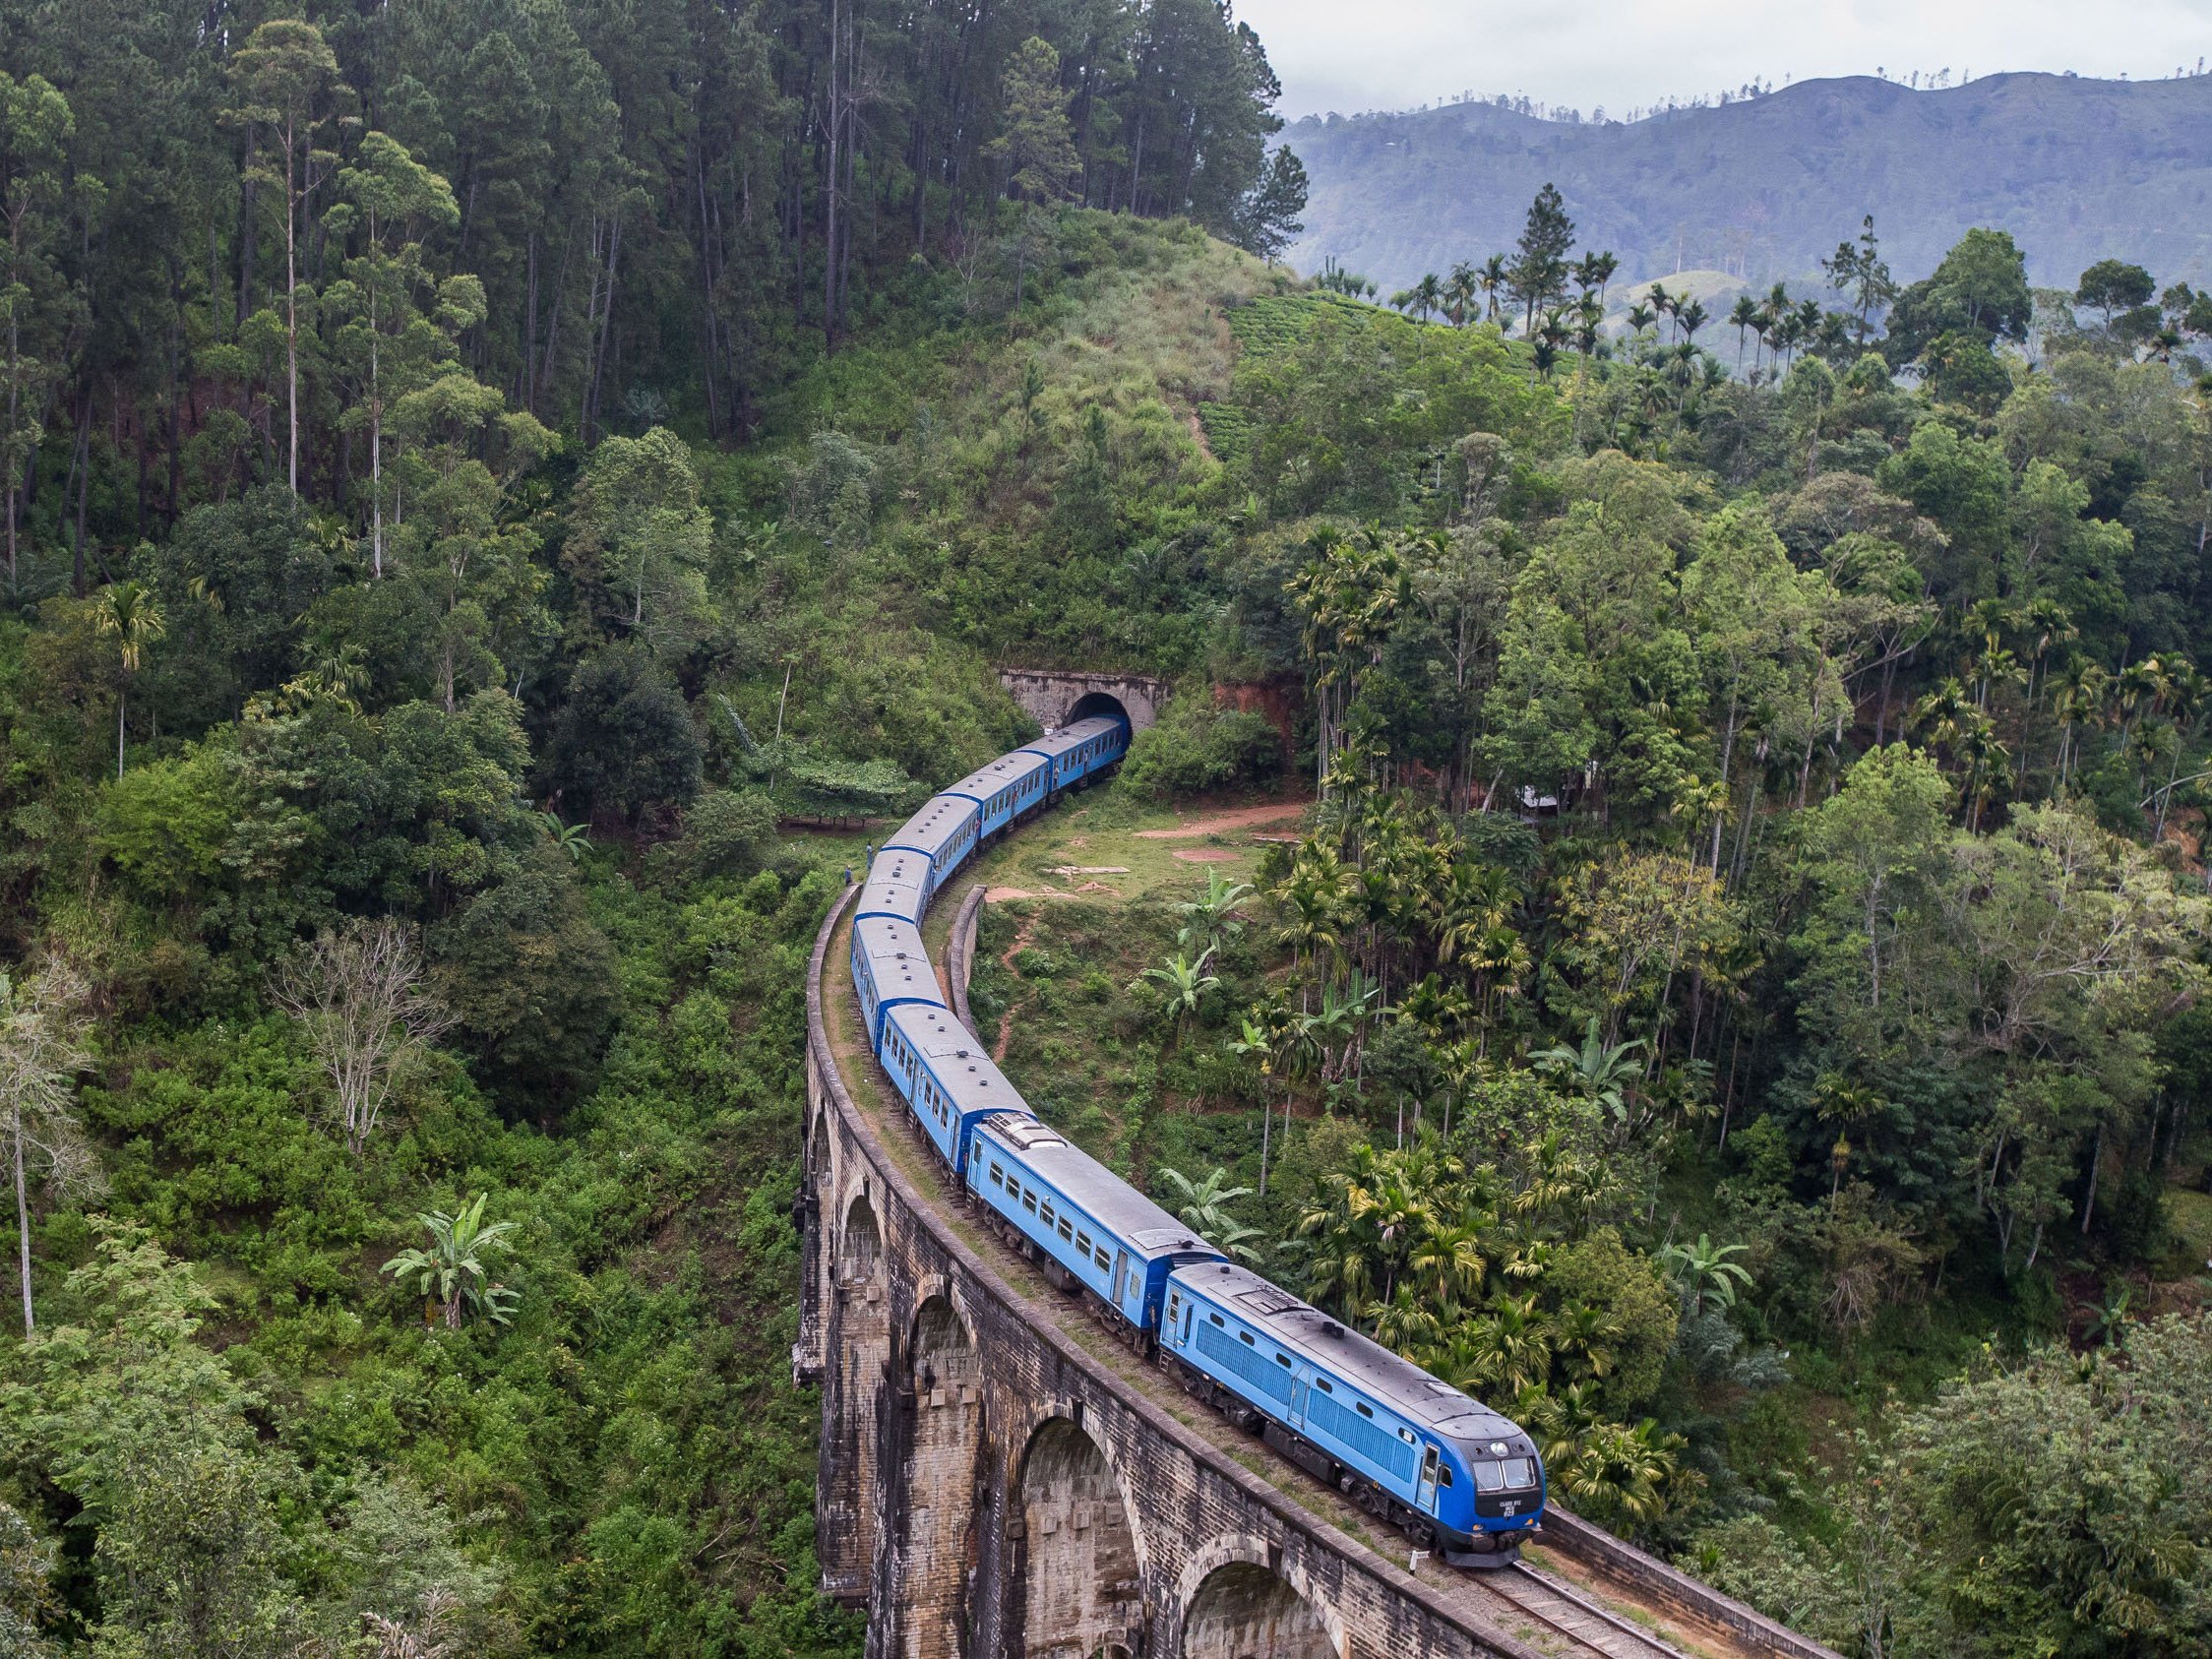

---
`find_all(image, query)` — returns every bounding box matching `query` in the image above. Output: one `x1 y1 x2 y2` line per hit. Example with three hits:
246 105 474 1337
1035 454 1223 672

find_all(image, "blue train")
846 711 1545 1560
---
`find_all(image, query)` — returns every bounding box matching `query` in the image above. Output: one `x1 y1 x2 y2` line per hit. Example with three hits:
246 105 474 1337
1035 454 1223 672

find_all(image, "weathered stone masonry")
800 884 1550 1659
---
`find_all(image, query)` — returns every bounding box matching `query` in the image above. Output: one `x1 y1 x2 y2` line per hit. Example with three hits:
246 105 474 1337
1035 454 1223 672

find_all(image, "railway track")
1473 1562 1700 1659
830 845 1834 1659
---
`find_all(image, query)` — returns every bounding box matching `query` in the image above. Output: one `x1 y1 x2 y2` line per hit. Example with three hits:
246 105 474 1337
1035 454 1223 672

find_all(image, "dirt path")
990 910 1047 1063
1133 802 1306 838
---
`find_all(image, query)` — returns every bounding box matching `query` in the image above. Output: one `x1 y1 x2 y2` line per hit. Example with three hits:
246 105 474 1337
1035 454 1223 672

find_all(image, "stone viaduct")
799 883 1553 1659
796 800 1841 1659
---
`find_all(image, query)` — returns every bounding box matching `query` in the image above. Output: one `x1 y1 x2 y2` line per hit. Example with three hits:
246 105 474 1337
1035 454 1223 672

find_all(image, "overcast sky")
1237 0 2212 120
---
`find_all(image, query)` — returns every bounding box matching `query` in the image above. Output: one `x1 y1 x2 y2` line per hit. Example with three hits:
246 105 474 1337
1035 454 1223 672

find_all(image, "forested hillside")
2 3 2212 1656
0 3 1298 1654
1286 71 2212 295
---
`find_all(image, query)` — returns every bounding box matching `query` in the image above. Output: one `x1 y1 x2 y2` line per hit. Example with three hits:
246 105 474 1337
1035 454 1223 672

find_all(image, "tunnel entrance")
1180 1561 1332 1659
1065 690 1134 735
1011 1416 1142 1659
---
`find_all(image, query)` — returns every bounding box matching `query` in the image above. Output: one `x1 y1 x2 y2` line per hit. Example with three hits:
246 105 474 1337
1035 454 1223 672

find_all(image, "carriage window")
989 1165 1003 1187
1439 1467 1454 1488
1355 1401 1374 1418
1094 1248 1111 1269
1239 1331 1256 1346
1075 1232 1093 1255
1022 1192 1037 1213
1057 1218 1074 1242
1274 1354 1292 1368
1038 1201 1055 1225
1315 1379 1333 1393
1209 1312 1225 1326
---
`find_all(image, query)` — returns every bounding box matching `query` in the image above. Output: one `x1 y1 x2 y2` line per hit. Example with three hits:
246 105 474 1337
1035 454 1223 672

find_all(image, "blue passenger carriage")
850 915 944 1049
885 793 982 897
1021 715 1130 797
944 751 1050 839
965 1116 1223 1331
856 848 929 926
879 1003 1029 1178
1162 1262 1545 1556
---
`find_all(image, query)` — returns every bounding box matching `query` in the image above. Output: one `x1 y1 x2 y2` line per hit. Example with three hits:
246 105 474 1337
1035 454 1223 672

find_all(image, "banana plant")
382 1194 521 1329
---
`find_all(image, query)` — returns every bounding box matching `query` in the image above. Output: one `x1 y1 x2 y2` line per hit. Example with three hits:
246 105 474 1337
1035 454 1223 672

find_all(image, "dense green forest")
2 2 2211 1655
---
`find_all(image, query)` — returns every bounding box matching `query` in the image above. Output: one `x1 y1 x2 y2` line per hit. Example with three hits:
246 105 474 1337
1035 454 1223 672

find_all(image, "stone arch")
820 1186 890 1606
1179 1562 1337 1659
840 1189 884 1283
897 1296 987 1659
1010 1414 1145 1659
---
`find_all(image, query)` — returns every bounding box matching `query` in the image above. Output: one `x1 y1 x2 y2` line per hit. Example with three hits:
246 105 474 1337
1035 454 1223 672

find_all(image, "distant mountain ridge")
1283 73 2212 297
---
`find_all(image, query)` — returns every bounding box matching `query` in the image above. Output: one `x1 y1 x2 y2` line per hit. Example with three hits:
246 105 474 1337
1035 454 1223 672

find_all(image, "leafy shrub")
665 788 779 880
1119 697 1280 799
545 645 703 827
433 865 621 1112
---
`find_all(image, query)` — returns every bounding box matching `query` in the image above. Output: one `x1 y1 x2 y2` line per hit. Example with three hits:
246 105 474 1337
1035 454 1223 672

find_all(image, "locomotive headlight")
1489 1441 1508 1455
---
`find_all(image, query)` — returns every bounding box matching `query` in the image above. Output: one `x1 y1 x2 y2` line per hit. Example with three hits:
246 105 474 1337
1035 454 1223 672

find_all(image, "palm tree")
381 1194 521 1329
2051 657 2107 790
2018 599 2077 784
1276 862 1345 1006
1414 273 1440 323
1585 250 1619 308
1479 254 1508 323
1228 1008 1297 1195
1813 1074 1889 1201
1537 308 1571 372
2114 655 2171 751
1573 295 1603 356
93 581 166 779
1156 1166 1263 1263
1677 298 1708 346
1959 709 2009 830
1552 1300 1624 1381
1449 1292 1554 1393
1728 294 1759 372
1552 1419 1687 1527
1371 1283 1444 1352
2147 658 2208 838
1624 301 1656 337
1658 1233 1751 1317
1409 1209 1497 1311
1444 261 1479 326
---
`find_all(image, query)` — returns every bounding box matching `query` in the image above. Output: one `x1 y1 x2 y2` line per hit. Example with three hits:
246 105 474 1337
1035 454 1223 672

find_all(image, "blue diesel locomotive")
847 712 1544 1560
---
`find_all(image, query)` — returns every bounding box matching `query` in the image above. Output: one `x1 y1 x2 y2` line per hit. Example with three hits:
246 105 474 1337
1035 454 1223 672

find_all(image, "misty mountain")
1283 72 2212 296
